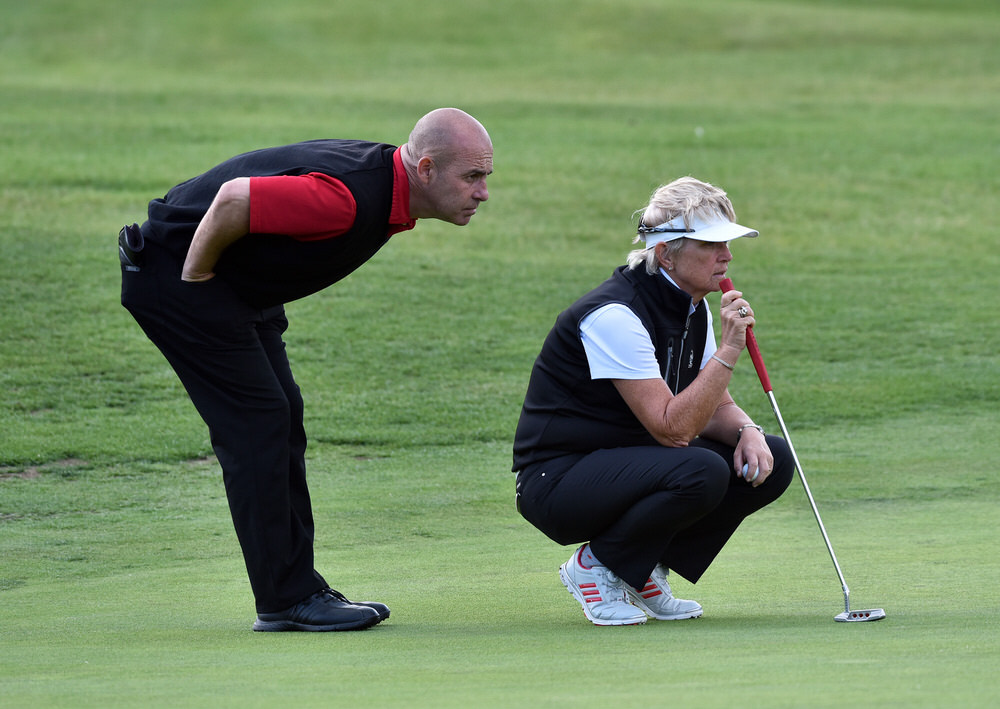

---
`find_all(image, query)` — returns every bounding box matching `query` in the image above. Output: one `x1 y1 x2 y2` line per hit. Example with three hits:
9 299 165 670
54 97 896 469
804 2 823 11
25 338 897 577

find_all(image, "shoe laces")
321 587 351 603
592 566 629 603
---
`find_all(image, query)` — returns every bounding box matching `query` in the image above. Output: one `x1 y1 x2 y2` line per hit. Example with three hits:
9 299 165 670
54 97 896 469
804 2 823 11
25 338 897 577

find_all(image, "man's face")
426 142 493 225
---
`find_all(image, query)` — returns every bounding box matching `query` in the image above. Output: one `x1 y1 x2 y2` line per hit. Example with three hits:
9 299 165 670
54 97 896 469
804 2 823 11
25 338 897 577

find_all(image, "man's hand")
180 269 216 282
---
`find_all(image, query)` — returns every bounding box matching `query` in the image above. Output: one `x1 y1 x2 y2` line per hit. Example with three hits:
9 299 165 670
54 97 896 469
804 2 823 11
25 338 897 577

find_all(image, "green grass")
2 0 999 706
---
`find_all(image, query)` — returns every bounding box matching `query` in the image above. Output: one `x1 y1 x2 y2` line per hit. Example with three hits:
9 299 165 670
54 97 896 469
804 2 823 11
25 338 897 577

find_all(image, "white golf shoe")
559 547 647 626
626 563 703 620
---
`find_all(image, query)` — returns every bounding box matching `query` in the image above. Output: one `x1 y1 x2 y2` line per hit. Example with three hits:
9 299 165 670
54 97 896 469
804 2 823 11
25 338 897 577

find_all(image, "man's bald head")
407 108 492 167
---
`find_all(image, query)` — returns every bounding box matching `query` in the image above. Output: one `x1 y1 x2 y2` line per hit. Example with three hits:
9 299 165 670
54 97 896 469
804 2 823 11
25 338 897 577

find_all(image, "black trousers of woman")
516 435 794 590
121 238 326 613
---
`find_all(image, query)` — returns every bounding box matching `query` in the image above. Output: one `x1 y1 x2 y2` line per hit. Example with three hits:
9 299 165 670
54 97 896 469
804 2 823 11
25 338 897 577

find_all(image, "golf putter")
720 278 885 623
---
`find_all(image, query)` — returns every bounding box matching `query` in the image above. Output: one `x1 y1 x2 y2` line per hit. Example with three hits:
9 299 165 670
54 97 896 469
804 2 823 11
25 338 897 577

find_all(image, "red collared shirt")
248 147 416 241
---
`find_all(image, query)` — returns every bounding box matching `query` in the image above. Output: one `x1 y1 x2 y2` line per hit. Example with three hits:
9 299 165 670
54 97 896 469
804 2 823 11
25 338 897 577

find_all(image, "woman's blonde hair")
627 177 738 274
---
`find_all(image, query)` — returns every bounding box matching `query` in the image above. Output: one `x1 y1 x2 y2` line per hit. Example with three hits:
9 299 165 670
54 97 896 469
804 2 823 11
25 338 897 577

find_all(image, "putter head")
835 608 886 622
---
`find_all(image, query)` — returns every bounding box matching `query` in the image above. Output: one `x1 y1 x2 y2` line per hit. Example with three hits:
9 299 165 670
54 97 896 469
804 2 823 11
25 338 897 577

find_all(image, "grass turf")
2 0 999 706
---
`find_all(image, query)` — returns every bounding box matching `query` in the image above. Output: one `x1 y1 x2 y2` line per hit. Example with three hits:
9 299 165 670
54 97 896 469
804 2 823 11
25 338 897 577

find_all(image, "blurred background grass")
2 0 997 461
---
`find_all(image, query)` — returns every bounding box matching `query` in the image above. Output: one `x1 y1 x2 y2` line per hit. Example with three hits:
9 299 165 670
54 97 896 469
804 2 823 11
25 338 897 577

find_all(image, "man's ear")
416 156 435 183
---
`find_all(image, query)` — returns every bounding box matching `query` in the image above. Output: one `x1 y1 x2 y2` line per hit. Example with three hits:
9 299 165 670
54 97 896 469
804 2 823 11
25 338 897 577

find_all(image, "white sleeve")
579 303 661 380
699 305 718 369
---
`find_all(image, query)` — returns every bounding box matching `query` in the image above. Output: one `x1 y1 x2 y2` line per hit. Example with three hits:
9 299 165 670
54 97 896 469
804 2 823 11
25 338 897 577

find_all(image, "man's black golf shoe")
253 589 382 632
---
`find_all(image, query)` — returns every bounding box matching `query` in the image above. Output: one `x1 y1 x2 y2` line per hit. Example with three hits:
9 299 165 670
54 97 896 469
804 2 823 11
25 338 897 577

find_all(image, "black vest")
145 140 399 308
512 266 708 470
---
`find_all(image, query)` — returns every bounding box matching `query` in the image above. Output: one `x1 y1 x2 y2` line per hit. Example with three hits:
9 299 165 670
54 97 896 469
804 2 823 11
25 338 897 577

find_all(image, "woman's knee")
766 435 795 490
671 448 731 510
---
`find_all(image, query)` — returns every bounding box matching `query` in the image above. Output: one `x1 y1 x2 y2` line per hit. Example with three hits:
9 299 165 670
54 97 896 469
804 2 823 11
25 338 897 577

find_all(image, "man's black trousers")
121 238 326 613
515 436 794 589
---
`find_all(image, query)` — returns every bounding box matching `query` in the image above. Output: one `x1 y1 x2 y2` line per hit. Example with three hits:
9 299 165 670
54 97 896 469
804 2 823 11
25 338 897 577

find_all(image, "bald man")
120 108 493 631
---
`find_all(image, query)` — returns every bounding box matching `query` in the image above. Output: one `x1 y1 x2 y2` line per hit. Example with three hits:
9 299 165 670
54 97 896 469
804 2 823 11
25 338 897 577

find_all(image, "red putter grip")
719 278 773 393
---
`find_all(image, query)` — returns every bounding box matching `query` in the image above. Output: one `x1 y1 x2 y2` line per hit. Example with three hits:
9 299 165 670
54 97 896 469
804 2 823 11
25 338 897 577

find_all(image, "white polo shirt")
579 271 717 381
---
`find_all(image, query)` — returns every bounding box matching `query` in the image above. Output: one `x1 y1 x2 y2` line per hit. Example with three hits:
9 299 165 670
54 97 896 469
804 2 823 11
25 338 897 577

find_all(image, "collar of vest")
614 265 705 321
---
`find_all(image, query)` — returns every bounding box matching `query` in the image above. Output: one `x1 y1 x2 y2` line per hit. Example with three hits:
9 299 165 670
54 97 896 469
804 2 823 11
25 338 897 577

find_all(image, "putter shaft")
719 278 883 620
764 390 851 614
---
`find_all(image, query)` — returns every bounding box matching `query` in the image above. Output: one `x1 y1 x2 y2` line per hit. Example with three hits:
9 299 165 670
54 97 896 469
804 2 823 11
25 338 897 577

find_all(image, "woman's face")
659 239 733 301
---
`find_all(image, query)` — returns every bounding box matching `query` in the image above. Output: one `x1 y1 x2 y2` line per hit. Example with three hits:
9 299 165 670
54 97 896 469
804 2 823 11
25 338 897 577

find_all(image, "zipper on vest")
665 339 674 386
675 309 693 392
